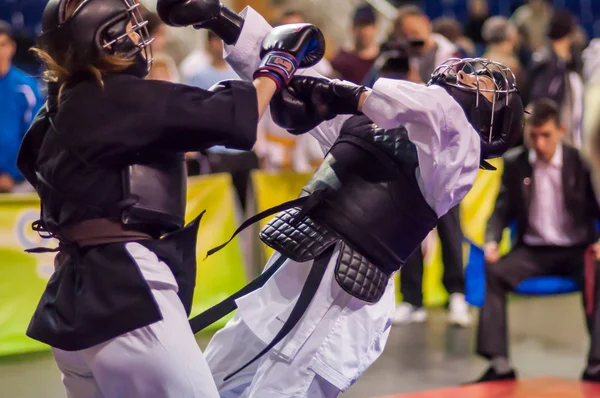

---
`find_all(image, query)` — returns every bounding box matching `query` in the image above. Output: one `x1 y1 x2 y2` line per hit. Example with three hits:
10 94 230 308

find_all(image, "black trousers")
476 243 600 365
400 204 465 307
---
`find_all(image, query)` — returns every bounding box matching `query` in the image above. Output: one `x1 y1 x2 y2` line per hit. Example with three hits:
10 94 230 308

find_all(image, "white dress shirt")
213 6 482 392
524 144 588 246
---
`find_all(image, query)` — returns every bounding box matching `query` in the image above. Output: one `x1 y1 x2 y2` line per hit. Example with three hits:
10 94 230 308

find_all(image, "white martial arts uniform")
204 7 481 398
52 243 220 398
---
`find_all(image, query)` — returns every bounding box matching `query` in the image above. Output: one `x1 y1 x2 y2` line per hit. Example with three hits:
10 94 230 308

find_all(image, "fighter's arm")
223 6 348 152
360 78 481 216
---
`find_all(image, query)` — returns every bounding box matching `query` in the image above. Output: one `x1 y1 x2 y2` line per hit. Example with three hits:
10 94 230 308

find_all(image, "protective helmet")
37 0 154 78
427 58 524 170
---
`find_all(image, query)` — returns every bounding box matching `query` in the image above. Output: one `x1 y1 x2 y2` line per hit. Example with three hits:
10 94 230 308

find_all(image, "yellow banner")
0 173 245 356
460 158 512 254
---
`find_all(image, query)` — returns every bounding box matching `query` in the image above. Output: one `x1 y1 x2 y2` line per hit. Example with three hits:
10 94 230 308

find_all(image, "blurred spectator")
147 53 181 83
275 8 333 77
463 0 490 52
188 31 238 89
143 10 180 83
472 98 600 383
391 5 459 83
511 0 553 53
569 26 589 77
0 20 42 193
12 32 39 76
291 134 324 173
274 8 306 25
144 8 168 54
255 112 298 172
481 17 523 89
525 9 583 149
394 202 470 327
179 46 210 85
330 3 379 84
363 39 416 86
186 31 257 210
582 39 600 199
432 17 475 57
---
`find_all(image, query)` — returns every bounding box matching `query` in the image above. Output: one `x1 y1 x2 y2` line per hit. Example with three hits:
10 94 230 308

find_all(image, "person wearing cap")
330 3 380 84
524 8 583 149
0 20 43 192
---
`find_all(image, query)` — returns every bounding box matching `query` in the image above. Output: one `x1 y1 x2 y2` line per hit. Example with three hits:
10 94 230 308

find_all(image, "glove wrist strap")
253 52 298 91
193 6 244 45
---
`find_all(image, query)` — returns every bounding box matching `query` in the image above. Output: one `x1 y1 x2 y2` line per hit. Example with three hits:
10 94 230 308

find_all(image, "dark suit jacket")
524 45 568 106
485 145 600 246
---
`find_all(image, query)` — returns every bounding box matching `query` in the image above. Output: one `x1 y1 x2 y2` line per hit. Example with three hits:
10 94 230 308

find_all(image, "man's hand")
484 242 500 264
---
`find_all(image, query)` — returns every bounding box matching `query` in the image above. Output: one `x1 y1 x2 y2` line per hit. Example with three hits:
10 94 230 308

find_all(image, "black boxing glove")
157 0 243 45
253 24 325 92
271 76 367 134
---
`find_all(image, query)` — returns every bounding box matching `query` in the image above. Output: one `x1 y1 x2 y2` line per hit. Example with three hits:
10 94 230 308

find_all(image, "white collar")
528 143 563 167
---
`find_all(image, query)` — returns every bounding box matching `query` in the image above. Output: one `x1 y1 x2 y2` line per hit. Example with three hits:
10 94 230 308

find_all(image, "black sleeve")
485 160 516 244
158 80 259 152
63 77 259 166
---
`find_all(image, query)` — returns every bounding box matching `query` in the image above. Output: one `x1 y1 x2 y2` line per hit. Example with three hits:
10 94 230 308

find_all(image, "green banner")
0 174 246 356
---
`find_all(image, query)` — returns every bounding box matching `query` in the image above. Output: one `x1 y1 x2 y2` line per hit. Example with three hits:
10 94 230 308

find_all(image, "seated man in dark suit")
472 98 600 383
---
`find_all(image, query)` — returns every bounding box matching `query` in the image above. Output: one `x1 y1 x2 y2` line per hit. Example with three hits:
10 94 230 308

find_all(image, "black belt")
188 191 334 380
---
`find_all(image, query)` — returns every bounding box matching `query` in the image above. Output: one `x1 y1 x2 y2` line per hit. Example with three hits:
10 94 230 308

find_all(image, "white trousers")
205 313 342 398
51 243 219 398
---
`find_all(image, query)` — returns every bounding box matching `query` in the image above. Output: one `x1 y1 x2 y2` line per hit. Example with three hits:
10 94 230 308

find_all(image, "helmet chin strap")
123 51 150 78
103 22 150 78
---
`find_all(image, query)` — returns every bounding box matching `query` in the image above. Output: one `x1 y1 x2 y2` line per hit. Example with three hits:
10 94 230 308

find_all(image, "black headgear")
427 58 524 170
38 0 154 78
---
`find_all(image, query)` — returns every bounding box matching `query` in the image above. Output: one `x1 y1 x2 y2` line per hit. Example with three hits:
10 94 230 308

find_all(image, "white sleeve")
223 6 345 153
361 78 481 217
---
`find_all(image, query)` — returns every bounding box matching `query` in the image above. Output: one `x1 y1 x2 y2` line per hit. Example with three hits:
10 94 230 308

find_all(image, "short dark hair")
547 9 575 40
0 20 13 40
526 98 561 127
432 17 462 42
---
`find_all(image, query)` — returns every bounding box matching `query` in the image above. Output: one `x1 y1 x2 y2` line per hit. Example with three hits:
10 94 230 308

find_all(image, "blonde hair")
31 0 136 102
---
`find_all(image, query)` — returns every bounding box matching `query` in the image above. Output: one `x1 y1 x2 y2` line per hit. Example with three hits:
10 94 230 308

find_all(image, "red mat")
373 378 600 398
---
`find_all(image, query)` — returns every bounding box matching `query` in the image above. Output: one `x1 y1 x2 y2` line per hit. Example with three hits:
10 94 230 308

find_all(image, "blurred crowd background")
4 0 600 382
3 0 600 189
2 0 600 192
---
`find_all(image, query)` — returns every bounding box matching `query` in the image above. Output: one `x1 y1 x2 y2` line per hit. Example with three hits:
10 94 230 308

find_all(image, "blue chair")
465 222 580 308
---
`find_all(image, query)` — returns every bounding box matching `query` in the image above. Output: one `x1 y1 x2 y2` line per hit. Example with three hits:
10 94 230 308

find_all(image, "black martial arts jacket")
17 73 258 350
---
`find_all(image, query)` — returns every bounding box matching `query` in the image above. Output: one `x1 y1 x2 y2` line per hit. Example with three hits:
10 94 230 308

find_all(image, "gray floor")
0 294 590 398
